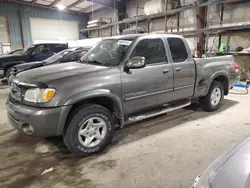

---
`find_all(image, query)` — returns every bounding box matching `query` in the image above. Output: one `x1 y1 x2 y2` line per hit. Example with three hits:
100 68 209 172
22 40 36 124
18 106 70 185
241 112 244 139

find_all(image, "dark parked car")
192 136 250 188
0 43 68 78
8 47 91 79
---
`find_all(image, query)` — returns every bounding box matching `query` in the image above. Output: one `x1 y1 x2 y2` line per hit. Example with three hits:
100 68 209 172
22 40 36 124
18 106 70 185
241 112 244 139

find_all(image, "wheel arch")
58 89 124 135
205 72 229 96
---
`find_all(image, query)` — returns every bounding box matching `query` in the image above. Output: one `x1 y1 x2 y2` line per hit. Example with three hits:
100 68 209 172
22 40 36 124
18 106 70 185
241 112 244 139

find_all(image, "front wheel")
200 81 224 112
63 104 115 157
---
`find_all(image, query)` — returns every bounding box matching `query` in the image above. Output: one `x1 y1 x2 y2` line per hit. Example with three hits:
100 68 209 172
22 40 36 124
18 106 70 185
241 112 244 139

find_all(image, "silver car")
192 136 250 188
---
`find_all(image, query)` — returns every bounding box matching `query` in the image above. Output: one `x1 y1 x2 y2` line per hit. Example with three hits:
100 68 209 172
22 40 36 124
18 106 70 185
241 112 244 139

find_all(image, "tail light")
232 63 239 73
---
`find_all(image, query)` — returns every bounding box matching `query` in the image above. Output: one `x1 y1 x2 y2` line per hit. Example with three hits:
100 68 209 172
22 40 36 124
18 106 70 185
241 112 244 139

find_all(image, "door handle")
163 69 169 74
175 67 182 72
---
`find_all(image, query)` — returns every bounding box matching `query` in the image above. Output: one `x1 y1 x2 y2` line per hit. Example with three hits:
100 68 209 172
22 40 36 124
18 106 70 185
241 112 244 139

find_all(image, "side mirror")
126 56 146 69
31 51 36 56
60 57 69 63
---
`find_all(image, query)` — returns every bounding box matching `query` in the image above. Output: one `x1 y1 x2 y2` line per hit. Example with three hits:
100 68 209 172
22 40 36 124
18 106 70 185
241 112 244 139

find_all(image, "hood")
209 136 250 188
0 54 26 64
195 136 250 188
1 54 16 57
16 62 108 83
1 53 22 57
14 61 43 73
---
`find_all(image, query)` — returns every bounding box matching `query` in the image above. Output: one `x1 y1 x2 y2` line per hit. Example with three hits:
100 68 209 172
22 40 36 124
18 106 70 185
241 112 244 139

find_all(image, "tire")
5 67 13 81
200 81 224 112
63 104 115 157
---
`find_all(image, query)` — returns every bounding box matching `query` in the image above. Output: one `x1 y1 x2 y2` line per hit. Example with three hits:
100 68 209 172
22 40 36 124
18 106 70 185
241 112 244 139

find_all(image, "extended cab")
6 34 239 156
0 43 68 78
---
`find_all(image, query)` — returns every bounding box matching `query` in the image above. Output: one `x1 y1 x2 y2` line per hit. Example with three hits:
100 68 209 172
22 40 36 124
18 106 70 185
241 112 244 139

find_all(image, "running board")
127 102 191 122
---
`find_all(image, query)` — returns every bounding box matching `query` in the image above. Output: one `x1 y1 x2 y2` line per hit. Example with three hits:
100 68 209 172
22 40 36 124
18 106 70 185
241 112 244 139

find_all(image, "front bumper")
0 69 4 78
6 100 67 137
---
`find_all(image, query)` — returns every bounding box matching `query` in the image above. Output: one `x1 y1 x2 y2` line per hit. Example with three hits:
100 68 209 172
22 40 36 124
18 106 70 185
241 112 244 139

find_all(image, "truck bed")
194 55 234 66
194 55 236 97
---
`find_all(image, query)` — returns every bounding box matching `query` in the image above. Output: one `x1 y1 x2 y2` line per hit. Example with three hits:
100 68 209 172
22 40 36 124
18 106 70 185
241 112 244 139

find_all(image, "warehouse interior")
1 0 250 75
1 0 250 187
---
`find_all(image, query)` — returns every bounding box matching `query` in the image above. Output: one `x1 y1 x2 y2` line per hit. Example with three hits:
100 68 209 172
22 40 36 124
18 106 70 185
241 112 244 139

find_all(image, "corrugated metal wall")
0 3 87 49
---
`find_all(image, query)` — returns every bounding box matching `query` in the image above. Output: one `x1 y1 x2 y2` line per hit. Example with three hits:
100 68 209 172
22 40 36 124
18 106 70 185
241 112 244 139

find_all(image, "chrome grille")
10 82 21 101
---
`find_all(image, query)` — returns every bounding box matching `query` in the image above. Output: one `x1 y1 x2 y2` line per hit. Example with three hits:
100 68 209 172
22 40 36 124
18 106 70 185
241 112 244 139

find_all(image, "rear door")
122 37 174 115
53 44 68 53
167 37 196 101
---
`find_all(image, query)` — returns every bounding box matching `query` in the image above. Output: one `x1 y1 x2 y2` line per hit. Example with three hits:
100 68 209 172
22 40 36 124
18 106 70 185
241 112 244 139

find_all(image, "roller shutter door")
0 16 11 55
30 17 79 42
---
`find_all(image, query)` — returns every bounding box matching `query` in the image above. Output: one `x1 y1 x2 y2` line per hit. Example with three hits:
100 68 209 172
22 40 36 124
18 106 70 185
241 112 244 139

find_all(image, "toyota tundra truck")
6 34 239 156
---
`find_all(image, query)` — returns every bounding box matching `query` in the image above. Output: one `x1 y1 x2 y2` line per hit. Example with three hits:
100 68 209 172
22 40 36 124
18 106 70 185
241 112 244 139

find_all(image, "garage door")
0 16 11 55
30 17 79 41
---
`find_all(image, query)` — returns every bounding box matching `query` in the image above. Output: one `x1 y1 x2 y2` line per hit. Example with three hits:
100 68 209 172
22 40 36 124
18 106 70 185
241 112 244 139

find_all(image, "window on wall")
131 38 167 65
167 38 188 63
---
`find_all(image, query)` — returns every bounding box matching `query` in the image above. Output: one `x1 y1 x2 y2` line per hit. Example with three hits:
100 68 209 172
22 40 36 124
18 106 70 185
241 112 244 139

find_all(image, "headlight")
24 88 56 103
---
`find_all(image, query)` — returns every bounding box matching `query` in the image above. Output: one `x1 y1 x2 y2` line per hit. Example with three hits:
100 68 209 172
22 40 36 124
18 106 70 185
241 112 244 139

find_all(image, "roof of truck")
108 33 183 40
110 34 145 40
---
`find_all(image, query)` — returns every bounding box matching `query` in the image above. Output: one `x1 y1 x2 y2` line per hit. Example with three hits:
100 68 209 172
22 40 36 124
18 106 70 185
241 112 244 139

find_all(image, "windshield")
81 39 133 66
22 46 35 55
44 49 73 64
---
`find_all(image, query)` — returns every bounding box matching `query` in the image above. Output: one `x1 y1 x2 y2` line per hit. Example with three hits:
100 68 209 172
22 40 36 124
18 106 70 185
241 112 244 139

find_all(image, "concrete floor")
0 82 250 188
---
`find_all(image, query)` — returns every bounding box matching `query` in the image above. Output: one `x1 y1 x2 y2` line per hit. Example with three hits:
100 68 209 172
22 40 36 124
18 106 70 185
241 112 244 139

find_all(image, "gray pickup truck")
7 34 239 156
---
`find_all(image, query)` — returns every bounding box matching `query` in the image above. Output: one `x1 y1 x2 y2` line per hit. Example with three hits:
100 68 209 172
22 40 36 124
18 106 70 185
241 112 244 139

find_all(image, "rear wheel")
200 81 224 112
63 104 115 157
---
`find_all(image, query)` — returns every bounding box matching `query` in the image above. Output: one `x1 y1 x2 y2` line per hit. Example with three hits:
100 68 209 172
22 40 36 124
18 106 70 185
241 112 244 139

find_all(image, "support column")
218 4 224 50
18 8 25 48
196 0 206 57
117 0 126 34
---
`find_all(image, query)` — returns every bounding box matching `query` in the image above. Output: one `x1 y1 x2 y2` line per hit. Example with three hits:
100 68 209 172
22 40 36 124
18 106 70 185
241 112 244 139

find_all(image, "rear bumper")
6 99 71 137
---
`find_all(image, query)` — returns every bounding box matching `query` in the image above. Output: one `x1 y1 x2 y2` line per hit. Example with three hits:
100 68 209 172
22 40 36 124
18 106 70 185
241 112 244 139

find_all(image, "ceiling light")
56 4 66 10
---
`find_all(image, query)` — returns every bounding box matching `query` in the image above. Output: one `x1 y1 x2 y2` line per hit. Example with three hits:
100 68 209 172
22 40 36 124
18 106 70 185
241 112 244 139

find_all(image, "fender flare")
204 71 229 96
57 89 124 135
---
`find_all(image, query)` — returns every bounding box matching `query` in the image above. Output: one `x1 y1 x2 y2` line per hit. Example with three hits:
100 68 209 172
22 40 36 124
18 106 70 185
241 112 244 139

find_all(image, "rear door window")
167 38 188 63
54 44 68 53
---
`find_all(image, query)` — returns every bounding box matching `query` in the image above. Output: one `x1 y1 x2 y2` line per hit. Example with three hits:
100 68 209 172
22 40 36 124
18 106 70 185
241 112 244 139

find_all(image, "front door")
167 37 196 101
29 44 53 62
121 38 174 116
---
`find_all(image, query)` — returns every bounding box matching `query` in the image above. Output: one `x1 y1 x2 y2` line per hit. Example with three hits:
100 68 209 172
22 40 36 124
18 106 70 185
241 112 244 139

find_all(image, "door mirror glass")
31 51 36 56
126 56 146 69
60 57 71 63
60 53 78 63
